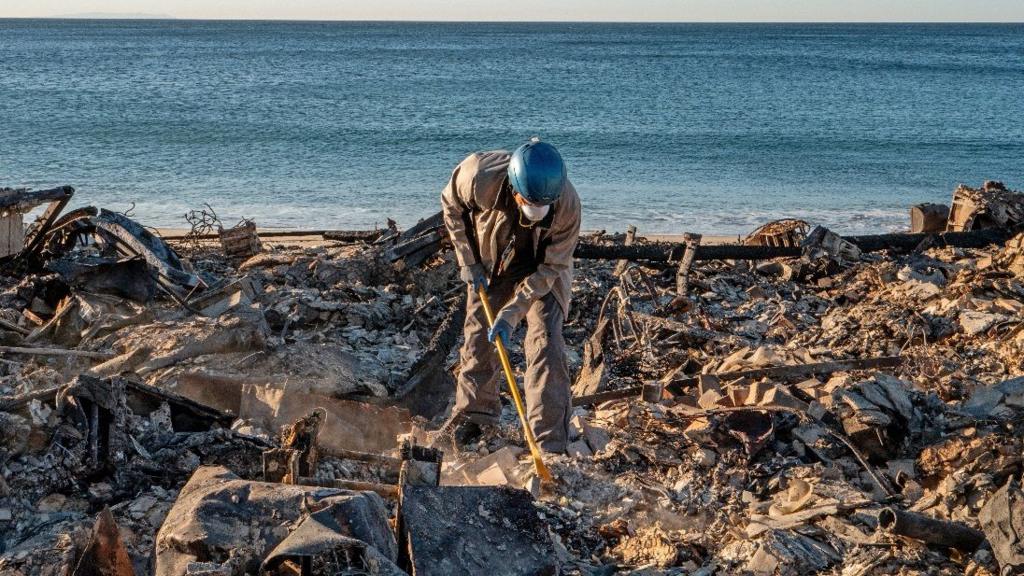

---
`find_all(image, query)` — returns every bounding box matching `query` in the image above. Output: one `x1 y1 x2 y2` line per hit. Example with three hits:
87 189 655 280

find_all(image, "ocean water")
1 20 1023 235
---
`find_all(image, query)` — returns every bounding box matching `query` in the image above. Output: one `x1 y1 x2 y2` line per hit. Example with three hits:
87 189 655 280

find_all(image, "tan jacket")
441 150 581 327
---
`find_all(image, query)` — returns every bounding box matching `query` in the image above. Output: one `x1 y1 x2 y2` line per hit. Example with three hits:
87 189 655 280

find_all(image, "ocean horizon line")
6 17 1024 25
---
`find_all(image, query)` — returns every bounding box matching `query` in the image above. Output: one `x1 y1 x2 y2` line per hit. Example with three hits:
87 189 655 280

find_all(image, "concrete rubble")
1 181 1024 575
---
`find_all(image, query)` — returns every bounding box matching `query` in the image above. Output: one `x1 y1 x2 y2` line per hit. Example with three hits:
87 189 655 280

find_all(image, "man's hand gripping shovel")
477 286 554 485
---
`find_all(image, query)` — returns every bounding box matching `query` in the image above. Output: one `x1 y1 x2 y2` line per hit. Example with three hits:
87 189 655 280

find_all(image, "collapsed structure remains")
1 181 1024 575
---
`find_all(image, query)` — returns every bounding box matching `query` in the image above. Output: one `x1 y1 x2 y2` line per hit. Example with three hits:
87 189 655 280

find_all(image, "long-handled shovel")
477 286 554 484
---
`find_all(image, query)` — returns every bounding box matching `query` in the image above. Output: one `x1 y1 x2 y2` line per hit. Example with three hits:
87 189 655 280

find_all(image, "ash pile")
2 182 1024 575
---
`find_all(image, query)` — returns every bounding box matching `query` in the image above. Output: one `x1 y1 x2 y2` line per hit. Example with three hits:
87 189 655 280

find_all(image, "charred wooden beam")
385 230 443 263
0 385 60 412
397 211 445 242
574 355 903 407
18 187 74 265
321 229 385 242
163 229 385 242
662 355 903 396
400 236 445 268
675 233 701 294
573 242 802 261
844 225 1024 253
296 476 399 499
397 293 467 419
0 317 30 336
574 386 644 408
573 225 1024 262
0 186 73 213
320 446 403 468
612 225 637 276
279 408 326 479
878 507 986 551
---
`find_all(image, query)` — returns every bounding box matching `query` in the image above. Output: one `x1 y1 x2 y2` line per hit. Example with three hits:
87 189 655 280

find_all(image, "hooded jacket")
441 150 581 327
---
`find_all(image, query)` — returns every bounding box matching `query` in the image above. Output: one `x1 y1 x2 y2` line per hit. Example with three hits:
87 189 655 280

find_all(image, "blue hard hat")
508 140 567 206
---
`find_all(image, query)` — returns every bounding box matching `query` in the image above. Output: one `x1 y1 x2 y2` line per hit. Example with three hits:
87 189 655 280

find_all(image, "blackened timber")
573 242 802 261
321 229 384 242
662 355 903 396
573 226 1024 262
384 230 443 263
0 386 61 412
844 225 1024 253
401 236 445 268
878 508 985 551
296 476 399 498
163 229 384 242
573 386 644 407
396 293 467 419
397 210 445 242
573 355 904 407
6 186 75 268
0 186 73 213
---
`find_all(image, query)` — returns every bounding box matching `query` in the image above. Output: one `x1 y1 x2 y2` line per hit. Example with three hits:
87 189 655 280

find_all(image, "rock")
979 478 1024 574
696 448 717 469
35 493 66 513
755 261 785 277
683 418 713 442
613 524 677 568
0 412 30 455
698 388 726 409
475 462 513 486
963 385 1007 418
570 412 611 455
446 446 524 487
567 440 593 459
959 310 1007 336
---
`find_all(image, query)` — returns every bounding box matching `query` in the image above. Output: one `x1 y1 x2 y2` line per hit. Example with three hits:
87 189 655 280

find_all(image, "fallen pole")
573 242 801 262
573 225 1023 262
846 225 1024 253
877 508 986 551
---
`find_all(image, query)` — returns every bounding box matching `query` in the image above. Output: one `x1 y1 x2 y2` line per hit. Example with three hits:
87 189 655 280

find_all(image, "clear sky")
4 0 1023 22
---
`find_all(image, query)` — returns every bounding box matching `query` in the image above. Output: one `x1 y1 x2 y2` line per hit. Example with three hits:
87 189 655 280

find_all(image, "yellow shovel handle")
477 287 553 483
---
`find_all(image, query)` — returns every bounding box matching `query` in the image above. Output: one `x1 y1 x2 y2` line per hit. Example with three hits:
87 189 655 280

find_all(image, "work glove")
487 319 512 345
459 263 489 291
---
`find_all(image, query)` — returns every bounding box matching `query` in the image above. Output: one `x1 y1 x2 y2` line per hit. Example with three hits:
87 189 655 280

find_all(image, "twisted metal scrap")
182 203 222 256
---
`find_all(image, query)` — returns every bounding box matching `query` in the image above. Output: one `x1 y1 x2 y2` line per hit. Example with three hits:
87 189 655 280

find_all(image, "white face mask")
519 203 550 222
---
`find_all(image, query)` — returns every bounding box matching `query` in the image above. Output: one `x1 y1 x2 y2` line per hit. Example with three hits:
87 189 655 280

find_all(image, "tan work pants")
453 280 572 453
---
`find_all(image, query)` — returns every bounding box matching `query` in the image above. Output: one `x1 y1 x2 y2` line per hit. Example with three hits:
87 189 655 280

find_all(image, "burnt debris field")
1 182 1024 575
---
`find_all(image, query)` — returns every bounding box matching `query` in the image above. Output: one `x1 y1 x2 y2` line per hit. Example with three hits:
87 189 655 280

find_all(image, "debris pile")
2 181 1024 575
